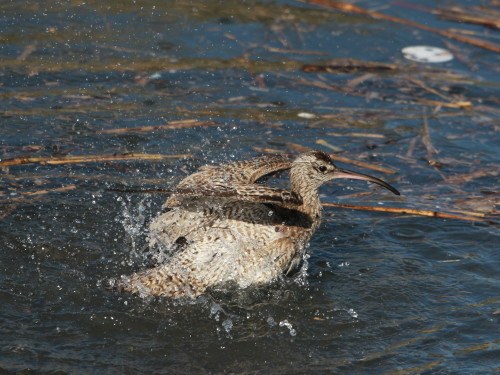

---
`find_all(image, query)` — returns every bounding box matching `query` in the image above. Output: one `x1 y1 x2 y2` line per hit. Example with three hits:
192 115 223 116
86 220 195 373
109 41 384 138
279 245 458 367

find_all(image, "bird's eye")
318 165 327 173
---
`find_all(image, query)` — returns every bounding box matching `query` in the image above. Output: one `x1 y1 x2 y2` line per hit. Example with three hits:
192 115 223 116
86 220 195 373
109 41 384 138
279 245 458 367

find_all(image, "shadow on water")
1 0 499 373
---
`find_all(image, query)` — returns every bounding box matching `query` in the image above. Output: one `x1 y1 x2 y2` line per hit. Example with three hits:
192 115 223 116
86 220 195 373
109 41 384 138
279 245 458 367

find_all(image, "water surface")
1 0 499 374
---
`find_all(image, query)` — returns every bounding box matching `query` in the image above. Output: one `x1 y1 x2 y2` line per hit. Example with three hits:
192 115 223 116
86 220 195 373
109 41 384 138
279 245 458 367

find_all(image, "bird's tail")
106 264 206 299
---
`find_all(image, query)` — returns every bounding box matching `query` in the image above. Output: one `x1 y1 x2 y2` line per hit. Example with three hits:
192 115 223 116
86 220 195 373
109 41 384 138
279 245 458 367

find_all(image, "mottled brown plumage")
110 150 399 298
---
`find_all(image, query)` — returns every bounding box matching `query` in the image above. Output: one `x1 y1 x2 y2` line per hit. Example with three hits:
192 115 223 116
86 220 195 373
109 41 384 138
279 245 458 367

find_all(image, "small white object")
402 46 453 63
297 112 316 119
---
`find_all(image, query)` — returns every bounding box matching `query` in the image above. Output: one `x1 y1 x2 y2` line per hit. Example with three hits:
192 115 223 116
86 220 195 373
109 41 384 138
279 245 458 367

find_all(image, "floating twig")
443 41 477 72
433 6 500 29
405 136 418 158
326 132 386 139
421 110 439 156
479 190 499 195
415 99 472 109
408 77 453 102
261 46 328 56
98 119 219 134
445 169 499 184
316 139 343 152
295 77 356 94
19 185 77 196
17 42 37 61
0 153 191 167
322 202 495 224
1 185 77 199
302 60 400 73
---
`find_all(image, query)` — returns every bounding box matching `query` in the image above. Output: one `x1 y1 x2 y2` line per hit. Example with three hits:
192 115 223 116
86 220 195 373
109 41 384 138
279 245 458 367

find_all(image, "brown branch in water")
302 60 400 74
261 46 328 56
0 153 191 167
421 110 439 156
433 6 500 29
445 169 499 184
322 202 495 224
443 41 477 72
479 190 500 195
326 132 386 139
316 139 343 152
405 136 418 158
408 77 453 102
415 99 472 109
20 185 77 196
17 42 37 61
346 73 377 87
97 119 219 134
301 59 452 77
1 185 77 199
295 77 356 95
298 0 500 53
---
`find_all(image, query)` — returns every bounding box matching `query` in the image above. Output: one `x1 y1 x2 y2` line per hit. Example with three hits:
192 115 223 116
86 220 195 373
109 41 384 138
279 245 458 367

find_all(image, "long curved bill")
334 168 400 196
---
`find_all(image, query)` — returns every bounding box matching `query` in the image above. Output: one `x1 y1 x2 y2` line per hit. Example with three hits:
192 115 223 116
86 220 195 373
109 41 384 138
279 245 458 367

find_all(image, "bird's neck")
290 170 322 221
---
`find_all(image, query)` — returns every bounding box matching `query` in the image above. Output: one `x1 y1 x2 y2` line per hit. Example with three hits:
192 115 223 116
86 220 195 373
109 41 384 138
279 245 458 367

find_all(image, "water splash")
347 308 358 319
279 319 297 336
116 196 152 265
222 319 233 334
267 316 276 327
292 252 310 287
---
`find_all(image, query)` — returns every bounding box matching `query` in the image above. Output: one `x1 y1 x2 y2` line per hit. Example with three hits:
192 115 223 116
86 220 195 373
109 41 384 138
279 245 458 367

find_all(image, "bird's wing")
179 154 292 186
174 184 302 205
226 154 293 184
165 154 299 206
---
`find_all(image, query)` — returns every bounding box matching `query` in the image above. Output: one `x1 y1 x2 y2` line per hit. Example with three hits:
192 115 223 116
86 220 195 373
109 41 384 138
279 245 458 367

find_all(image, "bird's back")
150 153 297 250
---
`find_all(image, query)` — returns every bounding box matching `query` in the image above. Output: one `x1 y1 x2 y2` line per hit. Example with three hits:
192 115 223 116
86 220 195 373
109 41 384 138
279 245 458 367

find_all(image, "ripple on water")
389 226 427 240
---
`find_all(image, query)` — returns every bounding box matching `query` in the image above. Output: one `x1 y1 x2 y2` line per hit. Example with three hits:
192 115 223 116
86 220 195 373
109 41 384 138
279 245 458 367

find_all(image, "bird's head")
291 150 400 195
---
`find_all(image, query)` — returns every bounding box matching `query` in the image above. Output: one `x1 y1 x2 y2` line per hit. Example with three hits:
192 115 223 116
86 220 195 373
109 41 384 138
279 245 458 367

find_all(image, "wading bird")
110 150 399 298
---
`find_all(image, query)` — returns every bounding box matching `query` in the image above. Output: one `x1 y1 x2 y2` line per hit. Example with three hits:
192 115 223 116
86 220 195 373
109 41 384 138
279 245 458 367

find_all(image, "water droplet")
347 308 358 318
222 319 233 333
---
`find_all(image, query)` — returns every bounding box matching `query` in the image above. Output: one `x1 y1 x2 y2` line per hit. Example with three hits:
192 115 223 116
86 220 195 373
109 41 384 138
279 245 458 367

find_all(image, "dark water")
1 1 499 374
